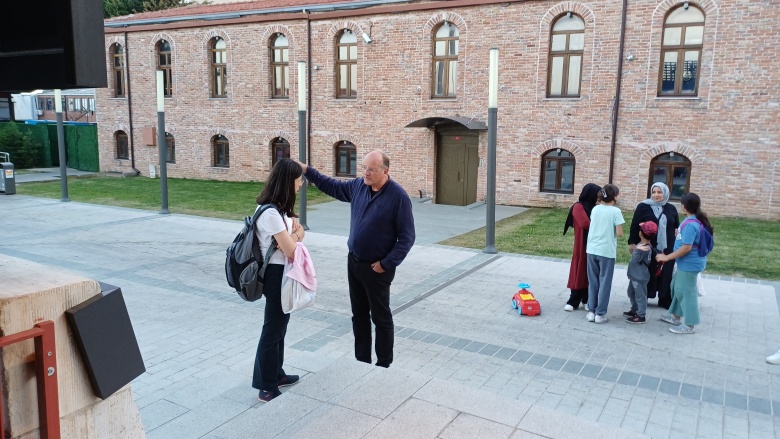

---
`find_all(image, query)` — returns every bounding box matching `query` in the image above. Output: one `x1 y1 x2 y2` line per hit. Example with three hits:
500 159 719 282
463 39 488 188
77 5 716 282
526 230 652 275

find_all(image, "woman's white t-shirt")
254 207 291 265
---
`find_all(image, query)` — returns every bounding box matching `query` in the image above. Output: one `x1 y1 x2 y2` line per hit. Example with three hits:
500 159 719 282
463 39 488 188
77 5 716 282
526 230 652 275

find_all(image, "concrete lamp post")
156 70 169 214
298 61 308 230
484 48 499 254
54 89 69 202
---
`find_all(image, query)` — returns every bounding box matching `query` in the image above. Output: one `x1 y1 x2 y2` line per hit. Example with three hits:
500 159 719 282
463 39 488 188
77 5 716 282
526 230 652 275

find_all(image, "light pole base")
159 209 170 215
483 246 497 254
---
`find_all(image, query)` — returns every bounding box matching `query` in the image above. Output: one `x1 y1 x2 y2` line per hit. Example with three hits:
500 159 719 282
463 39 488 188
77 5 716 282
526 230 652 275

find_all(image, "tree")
104 0 143 18
142 0 185 12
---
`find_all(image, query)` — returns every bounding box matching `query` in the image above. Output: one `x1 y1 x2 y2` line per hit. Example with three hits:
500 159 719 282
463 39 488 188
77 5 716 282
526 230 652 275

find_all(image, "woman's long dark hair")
256 158 302 218
680 192 713 234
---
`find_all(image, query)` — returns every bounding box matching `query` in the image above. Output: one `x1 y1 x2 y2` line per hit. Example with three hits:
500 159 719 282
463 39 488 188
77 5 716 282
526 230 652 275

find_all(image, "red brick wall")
97 0 780 219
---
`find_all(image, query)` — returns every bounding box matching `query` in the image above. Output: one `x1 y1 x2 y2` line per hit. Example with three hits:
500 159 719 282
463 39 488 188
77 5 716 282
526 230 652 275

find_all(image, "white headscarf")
641 182 670 251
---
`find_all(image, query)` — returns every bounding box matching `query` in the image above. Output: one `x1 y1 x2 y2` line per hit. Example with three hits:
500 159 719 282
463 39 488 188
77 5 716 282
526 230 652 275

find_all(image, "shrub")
0 122 42 169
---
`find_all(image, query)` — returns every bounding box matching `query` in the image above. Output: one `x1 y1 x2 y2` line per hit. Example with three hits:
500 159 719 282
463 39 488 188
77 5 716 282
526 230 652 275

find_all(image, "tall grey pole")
298 61 308 230
156 71 169 214
485 49 499 254
54 89 69 202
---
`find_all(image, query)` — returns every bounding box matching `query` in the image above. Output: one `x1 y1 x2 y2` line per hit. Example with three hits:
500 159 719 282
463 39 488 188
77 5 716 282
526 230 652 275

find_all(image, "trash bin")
0 161 16 195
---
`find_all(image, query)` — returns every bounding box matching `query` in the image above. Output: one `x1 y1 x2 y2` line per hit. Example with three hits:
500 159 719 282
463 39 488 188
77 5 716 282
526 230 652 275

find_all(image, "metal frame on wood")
0 321 61 439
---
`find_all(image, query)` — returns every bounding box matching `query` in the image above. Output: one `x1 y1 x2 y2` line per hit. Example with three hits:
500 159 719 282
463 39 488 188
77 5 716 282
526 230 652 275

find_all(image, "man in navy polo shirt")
299 150 415 367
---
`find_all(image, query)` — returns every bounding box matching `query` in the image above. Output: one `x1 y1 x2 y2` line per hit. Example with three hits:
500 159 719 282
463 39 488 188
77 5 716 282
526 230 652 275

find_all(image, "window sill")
208 97 229 101
540 190 574 195
654 96 701 100
335 97 358 101
211 166 230 170
544 97 582 101
269 97 290 101
108 97 127 100
429 98 457 102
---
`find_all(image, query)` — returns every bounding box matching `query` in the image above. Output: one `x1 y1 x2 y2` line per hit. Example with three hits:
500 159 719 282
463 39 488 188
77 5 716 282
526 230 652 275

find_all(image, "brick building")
97 0 779 219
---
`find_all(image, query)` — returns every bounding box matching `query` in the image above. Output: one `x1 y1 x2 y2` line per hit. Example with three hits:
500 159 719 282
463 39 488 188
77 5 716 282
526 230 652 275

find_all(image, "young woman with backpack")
252 158 305 402
656 192 713 334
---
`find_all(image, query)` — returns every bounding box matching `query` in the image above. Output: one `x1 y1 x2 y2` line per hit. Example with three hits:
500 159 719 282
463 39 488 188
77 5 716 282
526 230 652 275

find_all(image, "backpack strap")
253 204 280 271
680 218 702 249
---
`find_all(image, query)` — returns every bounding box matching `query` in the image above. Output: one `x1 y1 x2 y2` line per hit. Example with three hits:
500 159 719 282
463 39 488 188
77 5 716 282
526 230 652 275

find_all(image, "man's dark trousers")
347 253 396 367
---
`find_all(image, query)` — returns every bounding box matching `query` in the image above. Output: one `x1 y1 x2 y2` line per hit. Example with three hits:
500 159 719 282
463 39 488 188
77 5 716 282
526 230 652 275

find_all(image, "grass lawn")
17 176 779 280
441 208 780 281
16 175 334 221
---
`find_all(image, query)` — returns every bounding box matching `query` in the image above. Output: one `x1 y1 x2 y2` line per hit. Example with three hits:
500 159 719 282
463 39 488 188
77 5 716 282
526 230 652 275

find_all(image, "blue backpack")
681 218 714 257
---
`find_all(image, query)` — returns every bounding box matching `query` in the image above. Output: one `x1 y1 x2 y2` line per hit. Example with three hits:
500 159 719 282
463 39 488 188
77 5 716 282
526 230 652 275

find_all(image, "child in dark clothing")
624 221 657 324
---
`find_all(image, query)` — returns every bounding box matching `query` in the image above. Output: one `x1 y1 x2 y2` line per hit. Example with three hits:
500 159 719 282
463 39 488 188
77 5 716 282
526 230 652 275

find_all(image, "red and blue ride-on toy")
511 283 541 316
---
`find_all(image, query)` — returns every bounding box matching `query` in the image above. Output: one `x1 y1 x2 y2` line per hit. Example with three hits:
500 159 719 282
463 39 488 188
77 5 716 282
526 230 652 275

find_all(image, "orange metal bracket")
0 321 61 439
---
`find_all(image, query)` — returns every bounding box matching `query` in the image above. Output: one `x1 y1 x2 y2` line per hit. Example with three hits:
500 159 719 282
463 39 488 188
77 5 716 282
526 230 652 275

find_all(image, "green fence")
0 122 98 171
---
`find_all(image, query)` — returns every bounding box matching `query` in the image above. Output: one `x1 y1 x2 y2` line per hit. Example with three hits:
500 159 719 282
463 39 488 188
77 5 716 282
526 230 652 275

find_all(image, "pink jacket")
286 243 317 291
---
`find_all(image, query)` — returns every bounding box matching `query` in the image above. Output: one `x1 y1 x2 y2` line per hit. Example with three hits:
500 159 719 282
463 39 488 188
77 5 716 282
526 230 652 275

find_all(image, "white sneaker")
564 304 574 312
586 312 595 322
584 303 590 311
595 315 609 324
767 350 780 365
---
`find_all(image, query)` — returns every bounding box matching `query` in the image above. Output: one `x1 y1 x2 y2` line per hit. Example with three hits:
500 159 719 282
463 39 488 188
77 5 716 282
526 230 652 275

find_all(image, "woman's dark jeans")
252 264 289 392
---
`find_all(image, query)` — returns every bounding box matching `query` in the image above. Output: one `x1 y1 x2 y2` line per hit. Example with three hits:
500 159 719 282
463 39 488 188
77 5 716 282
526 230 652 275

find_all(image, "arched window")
111 44 125 98
271 137 290 165
336 29 357 98
658 4 705 96
547 13 585 97
210 37 227 98
270 34 289 98
157 40 173 97
540 149 575 193
432 22 459 98
115 131 129 159
212 135 229 167
335 141 357 177
649 152 691 200
165 132 175 163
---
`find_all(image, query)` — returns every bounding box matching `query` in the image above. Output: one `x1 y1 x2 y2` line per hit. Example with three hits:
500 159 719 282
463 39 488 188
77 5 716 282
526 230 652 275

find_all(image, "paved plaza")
1 192 779 438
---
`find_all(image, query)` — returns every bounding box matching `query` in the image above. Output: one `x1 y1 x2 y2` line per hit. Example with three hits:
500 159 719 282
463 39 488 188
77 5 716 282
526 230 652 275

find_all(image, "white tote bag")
281 260 316 314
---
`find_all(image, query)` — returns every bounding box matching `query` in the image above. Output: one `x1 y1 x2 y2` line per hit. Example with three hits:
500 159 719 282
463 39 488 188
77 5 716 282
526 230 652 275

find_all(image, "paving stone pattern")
1 196 779 438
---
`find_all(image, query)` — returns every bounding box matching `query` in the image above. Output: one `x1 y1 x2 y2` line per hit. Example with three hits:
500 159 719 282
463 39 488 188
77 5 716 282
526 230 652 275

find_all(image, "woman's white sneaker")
594 315 609 324
767 350 780 365
564 304 574 312
586 312 595 322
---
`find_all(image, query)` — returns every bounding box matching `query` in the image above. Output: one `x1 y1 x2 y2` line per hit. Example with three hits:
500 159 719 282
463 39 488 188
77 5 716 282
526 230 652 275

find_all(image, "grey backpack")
225 204 277 302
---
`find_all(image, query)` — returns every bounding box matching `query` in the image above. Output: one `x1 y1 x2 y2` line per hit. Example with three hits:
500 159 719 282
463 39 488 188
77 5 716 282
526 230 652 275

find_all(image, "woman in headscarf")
628 182 679 309
564 183 601 311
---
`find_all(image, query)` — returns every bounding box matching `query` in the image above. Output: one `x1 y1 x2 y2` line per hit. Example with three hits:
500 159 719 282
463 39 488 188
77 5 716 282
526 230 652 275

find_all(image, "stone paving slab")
1 195 778 438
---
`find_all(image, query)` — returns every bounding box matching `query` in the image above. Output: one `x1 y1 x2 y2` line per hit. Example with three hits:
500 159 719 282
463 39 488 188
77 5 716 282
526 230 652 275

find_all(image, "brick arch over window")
639 142 702 163
260 25 296 48
644 0 719 105
105 36 125 50
326 21 366 40
260 131 295 149
326 133 363 148
110 123 131 134
202 29 231 47
208 128 231 138
424 12 467 33
148 33 176 50
531 139 585 157
537 3 596 101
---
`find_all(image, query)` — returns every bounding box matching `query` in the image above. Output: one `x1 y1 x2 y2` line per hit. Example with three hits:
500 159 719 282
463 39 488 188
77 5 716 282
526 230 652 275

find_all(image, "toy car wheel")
511 299 518 309
517 307 523 316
